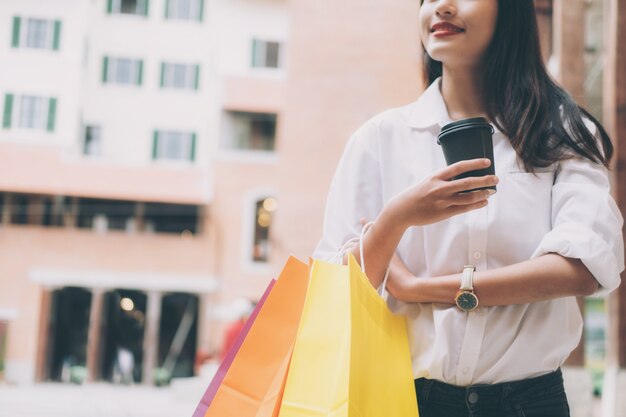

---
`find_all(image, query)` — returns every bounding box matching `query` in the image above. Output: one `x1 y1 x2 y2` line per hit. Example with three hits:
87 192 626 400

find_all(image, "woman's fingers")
433 158 491 181
449 189 492 206
449 198 489 216
448 175 499 194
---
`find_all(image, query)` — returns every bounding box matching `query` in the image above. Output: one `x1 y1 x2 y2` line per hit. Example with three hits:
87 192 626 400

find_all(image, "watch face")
456 292 478 311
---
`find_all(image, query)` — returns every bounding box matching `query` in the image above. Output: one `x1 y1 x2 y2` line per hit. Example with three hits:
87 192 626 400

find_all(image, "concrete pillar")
142 291 162 385
64 197 78 228
86 288 105 382
602 0 626 416
553 0 586 104
552 1 594 415
34 289 53 382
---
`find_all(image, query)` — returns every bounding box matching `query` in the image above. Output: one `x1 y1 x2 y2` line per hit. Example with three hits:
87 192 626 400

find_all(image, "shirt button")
462 367 469 374
468 392 479 404
473 251 482 260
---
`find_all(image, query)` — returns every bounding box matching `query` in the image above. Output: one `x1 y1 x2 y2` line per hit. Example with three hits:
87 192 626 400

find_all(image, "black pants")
414 369 570 417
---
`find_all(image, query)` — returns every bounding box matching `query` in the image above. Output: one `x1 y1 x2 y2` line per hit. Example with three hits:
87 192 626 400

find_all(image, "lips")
431 21 465 35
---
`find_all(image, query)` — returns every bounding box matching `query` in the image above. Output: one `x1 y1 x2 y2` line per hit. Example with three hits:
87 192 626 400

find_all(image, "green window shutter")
136 60 143 86
102 56 109 83
47 98 57 132
160 63 166 88
193 65 200 90
190 133 196 161
198 0 204 22
11 17 21 48
107 0 113 14
165 0 170 19
251 39 257 67
3 94 14 129
143 0 149 16
53 21 61 50
152 131 159 160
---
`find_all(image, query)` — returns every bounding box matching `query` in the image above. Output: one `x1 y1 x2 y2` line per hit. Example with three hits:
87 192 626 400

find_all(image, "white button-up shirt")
313 78 625 385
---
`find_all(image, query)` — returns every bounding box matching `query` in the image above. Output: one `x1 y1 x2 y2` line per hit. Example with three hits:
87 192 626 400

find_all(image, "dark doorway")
158 293 198 379
47 287 92 382
100 289 146 383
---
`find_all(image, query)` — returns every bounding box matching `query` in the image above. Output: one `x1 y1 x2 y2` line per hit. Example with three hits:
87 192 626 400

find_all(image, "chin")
425 48 452 63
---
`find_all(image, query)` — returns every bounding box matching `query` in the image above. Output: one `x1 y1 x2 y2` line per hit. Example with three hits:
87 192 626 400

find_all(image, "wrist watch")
455 265 479 312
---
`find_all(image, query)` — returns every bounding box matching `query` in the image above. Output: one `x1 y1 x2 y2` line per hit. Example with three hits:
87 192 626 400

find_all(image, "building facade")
0 0 423 386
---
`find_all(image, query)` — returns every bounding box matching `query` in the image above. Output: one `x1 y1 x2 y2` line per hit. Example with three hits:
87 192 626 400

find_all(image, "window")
107 0 149 16
26 19 51 49
222 111 277 152
160 63 199 90
42 196 68 226
251 39 282 69
0 193 203 234
165 0 204 21
102 57 143 86
83 126 102 156
2 94 57 132
11 195 29 225
11 17 61 50
77 198 136 232
19 96 48 129
144 203 199 234
152 131 196 162
251 197 277 263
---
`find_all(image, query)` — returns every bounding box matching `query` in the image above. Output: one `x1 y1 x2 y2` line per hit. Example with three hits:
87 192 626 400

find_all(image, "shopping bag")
348 255 419 417
203 256 310 417
192 279 276 417
278 255 418 417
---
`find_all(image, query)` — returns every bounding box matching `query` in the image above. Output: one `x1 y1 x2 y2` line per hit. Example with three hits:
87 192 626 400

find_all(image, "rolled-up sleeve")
313 121 383 262
530 152 625 293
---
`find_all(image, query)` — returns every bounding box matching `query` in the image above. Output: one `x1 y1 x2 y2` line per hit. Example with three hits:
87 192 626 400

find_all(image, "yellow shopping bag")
348 256 419 417
279 255 419 417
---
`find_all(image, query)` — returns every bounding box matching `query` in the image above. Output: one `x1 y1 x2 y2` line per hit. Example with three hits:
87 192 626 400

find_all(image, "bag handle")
336 222 391 300
360 222 391 300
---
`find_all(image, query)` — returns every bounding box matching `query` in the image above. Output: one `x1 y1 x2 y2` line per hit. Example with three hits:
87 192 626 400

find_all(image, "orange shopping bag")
192 279 276 417
204 256 309 417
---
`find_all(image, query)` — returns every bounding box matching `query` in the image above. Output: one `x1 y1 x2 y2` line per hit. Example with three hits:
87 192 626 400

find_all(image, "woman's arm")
347 158 498 288
386 253 598 306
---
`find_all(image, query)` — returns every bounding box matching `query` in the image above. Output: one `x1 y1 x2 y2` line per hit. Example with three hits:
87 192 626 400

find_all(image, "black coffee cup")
437 117 496 194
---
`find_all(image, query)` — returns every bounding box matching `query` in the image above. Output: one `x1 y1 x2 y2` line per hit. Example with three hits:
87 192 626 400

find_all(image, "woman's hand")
386 158 499 229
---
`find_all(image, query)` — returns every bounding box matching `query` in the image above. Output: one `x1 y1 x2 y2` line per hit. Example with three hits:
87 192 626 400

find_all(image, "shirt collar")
406 77 501 134
406 77 452 129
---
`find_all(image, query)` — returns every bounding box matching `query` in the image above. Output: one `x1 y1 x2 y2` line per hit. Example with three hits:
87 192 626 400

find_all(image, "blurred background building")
0 0 625 416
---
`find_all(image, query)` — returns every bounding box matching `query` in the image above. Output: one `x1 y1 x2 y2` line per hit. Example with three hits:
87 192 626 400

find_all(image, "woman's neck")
440 66 487 121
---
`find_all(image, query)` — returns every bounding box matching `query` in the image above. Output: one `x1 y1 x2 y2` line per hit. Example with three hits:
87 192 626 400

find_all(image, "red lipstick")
431 21 465 37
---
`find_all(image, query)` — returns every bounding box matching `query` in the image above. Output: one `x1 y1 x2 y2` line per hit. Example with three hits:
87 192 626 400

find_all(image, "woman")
313 1 624 416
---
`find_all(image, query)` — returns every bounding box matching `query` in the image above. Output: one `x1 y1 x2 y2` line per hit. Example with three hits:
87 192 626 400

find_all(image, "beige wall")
0 142 211 204
211 0 424 319
274 0 424 260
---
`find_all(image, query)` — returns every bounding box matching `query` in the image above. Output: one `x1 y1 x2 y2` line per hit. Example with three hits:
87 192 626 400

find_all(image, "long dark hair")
423 0 613 172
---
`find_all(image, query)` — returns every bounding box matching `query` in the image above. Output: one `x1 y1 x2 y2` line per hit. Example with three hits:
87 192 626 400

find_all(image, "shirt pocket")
489 169 556 255
503 170 555 214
